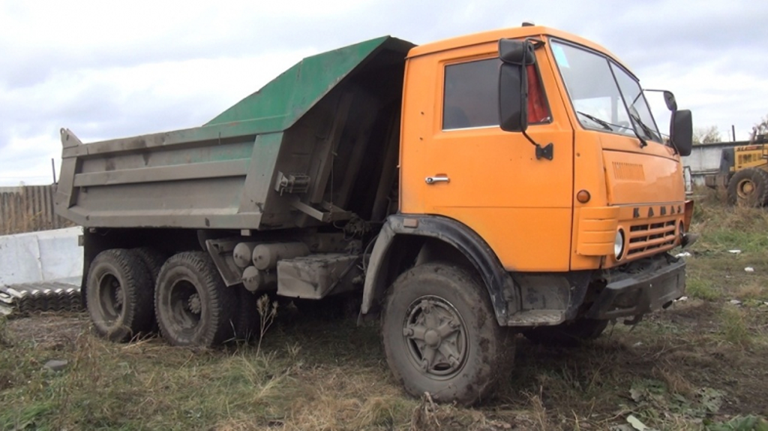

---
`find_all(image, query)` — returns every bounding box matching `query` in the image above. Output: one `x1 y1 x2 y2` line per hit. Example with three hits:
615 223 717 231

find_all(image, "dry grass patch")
734 281 768 301
653 365 696 398
277 366 413 430
719 305 752 346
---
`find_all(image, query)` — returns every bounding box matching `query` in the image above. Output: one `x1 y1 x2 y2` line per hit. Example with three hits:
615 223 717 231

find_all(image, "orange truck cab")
363 25 694 403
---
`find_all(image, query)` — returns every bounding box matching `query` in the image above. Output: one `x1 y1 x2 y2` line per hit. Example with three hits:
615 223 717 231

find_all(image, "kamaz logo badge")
633 206 679 219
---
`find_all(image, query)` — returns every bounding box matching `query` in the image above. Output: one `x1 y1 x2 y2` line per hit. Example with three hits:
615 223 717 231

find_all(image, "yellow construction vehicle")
706 133 768 206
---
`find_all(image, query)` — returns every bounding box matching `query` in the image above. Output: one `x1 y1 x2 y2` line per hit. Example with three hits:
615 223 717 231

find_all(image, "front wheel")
381 263 515 406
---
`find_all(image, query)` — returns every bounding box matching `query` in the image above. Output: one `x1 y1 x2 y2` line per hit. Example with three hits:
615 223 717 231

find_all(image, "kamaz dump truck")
56 25 695 405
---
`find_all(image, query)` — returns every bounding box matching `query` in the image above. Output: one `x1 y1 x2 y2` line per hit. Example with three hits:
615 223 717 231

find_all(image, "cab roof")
407 25 632 74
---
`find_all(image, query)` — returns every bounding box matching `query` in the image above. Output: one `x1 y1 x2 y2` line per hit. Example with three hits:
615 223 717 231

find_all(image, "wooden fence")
0 185 74 235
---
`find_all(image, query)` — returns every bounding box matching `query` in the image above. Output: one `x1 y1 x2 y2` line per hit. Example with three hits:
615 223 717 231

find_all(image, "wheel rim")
97 273 123 322
737 178 755 199
402 295 468 379
168 280 201 330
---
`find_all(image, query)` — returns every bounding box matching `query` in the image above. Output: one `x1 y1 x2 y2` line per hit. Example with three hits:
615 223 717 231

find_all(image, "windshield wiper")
627 107 653 148
626 94 662 146
577 111 636 134
631 112 658 142
576 111 614 131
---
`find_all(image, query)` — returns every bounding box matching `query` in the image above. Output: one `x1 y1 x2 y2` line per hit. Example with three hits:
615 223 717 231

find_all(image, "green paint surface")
205 36 391 131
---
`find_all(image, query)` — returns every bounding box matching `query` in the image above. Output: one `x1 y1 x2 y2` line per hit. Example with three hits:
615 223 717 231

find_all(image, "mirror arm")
523 130 554 161
643 88 678 112
529 38 547 49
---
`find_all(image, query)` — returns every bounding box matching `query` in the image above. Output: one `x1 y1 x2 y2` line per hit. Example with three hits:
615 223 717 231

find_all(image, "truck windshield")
550 40 663 144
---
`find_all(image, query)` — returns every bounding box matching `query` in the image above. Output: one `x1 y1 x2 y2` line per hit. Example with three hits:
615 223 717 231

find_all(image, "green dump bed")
55 37 414 230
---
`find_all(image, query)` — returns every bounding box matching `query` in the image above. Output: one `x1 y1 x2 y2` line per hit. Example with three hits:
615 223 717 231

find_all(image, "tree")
692 126 721 144
752 115 768 140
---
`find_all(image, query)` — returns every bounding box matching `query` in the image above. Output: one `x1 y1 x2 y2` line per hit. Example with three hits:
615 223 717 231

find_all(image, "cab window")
443 59 550 130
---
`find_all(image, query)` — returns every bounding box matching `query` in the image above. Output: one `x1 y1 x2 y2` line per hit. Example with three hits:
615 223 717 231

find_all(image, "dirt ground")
1 295 766 430
5 312 86 349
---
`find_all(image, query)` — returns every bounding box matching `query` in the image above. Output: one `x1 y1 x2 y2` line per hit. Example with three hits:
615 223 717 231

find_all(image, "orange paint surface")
400 26 688 272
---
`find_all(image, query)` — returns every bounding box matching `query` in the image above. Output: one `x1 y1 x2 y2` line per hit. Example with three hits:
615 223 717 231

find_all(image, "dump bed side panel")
55 37 414 230
56 129 267 228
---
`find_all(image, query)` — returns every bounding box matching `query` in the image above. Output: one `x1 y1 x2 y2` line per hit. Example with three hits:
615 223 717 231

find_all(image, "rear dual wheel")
88 249 244 347
86 249 155 342
133 247 167 332
154 252 238 347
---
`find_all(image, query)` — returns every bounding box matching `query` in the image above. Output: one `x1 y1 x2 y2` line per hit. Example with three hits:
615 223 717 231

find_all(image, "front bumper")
586 255 685 320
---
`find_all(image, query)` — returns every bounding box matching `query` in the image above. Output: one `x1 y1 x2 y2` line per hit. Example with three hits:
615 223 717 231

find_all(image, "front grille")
627 220 676 257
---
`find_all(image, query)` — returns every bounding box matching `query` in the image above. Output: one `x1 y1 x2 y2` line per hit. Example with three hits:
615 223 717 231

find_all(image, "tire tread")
155 251 238 347
86 248 155 342
381 263 515 406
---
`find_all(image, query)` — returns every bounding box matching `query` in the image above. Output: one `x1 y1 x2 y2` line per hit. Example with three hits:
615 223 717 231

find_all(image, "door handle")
425 175 450 184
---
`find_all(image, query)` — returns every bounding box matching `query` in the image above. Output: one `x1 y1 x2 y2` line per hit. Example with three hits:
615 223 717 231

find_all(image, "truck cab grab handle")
425 175 450 184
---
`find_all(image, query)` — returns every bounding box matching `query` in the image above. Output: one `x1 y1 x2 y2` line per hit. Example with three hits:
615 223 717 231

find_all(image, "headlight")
614 229 625 260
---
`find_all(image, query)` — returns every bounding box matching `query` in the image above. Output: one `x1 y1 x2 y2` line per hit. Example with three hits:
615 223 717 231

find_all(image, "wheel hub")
739 180 755 197
402 295 468 378
424 329 440 347
97 274 124 321
188 293 201 314
112 281 123 308
168 280 203 330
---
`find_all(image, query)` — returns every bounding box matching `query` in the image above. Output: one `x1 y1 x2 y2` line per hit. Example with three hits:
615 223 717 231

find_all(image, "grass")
2 192 768 430
0 315 8 347
719 305 751 346
687 277 722 301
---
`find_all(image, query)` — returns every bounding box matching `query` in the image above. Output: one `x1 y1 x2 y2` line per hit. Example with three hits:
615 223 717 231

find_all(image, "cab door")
400 42 575 272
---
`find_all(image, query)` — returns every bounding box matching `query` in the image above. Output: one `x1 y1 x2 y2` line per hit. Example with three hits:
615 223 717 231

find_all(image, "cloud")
0 0 766 185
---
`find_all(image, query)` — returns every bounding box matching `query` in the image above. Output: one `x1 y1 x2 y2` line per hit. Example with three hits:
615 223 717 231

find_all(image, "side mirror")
499 64 528 132
498 39 534 132
663 91 678 112
670 109 692 156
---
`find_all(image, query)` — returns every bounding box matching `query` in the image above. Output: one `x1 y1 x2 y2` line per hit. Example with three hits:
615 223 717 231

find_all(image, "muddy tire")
382 263 515 406
155 252 238 347
133 247 167 283
727 168 768 207
522 318 608 347
132 247 167 332
86 249 155 342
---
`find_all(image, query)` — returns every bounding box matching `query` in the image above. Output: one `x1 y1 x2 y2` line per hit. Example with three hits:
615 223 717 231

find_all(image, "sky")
0 0 766 186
